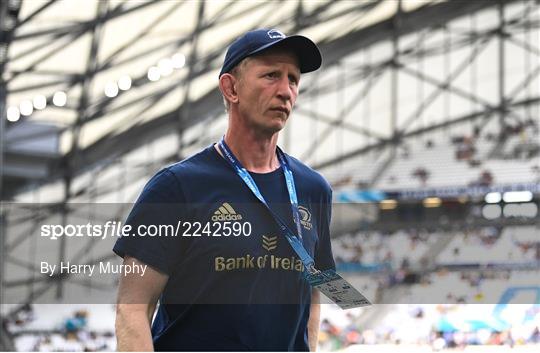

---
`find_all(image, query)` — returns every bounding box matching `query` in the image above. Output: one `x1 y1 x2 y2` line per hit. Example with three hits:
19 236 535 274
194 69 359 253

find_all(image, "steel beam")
313 96 540 170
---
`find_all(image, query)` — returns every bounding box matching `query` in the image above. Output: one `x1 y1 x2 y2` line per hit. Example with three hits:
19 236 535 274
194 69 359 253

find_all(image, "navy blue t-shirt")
113 145 335 351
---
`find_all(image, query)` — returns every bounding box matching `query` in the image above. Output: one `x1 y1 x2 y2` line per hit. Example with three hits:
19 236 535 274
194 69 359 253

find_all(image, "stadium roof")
2 0 530 198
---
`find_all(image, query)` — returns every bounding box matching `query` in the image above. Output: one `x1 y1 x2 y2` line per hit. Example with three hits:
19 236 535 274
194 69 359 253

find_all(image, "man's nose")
276 77 293 101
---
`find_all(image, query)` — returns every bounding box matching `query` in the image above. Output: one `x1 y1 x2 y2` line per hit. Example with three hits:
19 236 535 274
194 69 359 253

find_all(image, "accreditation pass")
307 269 372 309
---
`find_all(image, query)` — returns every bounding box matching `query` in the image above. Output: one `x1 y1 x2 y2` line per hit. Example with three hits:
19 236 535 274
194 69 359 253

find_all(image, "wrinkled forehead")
247 47 301 72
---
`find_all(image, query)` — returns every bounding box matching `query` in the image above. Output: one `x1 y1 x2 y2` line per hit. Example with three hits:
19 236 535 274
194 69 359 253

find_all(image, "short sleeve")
113 168 187 275
314 185 336 271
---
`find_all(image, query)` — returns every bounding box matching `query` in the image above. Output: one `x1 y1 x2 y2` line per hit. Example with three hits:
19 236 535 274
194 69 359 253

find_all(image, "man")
114 28 335 351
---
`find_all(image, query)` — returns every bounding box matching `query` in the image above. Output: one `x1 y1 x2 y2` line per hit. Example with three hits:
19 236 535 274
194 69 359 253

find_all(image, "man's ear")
219 74 239 105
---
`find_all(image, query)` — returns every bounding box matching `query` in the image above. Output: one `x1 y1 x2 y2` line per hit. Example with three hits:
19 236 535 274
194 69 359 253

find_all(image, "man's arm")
115 256 168 351
308 289 321 351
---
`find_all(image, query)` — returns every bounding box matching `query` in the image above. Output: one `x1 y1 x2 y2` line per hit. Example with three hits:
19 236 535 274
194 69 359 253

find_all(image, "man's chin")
256 122 285 136
260 116 287 132
269 119 287 132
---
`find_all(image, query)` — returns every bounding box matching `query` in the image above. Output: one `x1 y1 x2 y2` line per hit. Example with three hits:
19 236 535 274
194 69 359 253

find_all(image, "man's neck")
219 127 280 173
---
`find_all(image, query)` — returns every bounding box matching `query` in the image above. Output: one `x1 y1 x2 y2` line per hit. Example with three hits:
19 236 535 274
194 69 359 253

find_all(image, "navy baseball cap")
219 28 322 77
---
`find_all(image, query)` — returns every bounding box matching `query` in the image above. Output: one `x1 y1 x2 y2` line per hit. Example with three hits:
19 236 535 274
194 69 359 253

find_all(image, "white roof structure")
6 0 536 201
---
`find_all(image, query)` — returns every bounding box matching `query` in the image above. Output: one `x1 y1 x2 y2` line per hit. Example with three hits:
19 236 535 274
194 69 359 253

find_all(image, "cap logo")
267 29 286 39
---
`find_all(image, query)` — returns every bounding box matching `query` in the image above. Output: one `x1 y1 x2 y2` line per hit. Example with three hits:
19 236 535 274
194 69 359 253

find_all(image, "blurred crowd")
379 120 540 190
3 306 115 351
332 226 539 268
318 304 540 351
332 228 435 269
26 330 115 352
331 225 539 306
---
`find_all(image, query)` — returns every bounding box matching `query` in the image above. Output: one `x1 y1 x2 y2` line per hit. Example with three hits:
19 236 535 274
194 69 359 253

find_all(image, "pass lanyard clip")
218 138 318 275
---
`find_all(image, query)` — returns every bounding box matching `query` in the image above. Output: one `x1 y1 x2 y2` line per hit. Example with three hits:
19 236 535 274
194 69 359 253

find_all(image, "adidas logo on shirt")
212 202 243 221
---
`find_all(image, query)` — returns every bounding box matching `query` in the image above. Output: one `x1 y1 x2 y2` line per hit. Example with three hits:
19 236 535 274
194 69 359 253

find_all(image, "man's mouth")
270 107 290 115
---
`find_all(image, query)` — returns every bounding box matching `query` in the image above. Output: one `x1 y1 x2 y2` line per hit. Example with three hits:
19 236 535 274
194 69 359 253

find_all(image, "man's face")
235 50 300 135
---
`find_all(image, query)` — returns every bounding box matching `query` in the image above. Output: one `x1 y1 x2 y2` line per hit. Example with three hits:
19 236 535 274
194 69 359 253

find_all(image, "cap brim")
248 35 322 74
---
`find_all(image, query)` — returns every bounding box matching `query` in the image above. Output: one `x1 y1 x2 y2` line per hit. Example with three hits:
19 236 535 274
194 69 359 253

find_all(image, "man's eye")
266 72 277 78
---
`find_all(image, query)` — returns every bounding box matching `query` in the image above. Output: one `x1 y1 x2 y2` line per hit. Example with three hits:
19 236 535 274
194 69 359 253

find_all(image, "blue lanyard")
218 138 319 275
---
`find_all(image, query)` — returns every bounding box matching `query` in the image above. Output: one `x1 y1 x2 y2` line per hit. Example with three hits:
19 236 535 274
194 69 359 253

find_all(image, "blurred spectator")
332 175 352 188
468 158 482 167
64 310 87 333
35 336 53 352
531 327 540 343
513 142 540 159
412 167 430 186
454 135 476 160
469 169 494 187
473 126 480 138
532 165 540 182
479 170 494 186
